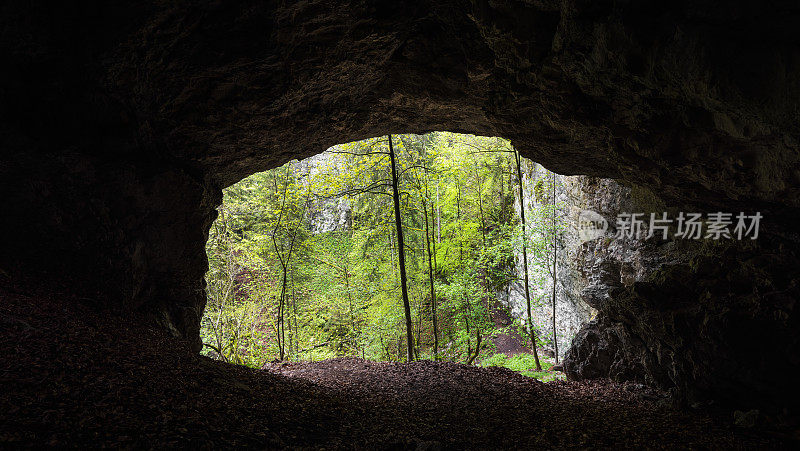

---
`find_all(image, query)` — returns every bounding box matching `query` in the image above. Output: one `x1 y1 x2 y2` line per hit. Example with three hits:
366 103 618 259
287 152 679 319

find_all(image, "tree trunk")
473 161 491 319
422 196 439 360
291 269 299 359
465 330 483 365
344 264 359 357
515 150 542 371
436 180 441 243
474 161 487 250
415 310 422 360
456 180 463 265
465 315 472 361
271 163 306 362
388 134 415 362
279 274 286 361
551 172 559 363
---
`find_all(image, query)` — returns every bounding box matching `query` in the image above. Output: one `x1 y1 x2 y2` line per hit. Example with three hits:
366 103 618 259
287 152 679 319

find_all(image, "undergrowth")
479 353 564 382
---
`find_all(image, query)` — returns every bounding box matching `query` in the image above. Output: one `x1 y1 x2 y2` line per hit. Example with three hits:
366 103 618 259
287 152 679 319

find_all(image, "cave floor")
0 283 790 449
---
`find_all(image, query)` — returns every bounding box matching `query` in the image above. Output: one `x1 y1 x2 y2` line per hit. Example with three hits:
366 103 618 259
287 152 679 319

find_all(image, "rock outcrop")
2 0 799 410
563 176 800 410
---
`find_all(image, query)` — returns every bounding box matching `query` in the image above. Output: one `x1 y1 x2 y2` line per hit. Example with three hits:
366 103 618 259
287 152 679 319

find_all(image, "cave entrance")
200 132 594 380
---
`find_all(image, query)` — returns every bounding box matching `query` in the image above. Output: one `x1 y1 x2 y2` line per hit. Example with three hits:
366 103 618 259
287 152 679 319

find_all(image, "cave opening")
200 132 593 380
4 0 800 445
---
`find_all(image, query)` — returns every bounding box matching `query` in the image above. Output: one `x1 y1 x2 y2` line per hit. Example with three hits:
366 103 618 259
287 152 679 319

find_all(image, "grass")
479 353 564 382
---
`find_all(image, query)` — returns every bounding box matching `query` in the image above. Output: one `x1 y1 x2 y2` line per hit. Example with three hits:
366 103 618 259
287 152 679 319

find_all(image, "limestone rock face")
294 151 352 235
499 162 597 361
2 0 799 408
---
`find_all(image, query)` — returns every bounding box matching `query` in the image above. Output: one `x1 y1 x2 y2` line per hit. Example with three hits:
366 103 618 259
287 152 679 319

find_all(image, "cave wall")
2 0 799 408
562 177 800 410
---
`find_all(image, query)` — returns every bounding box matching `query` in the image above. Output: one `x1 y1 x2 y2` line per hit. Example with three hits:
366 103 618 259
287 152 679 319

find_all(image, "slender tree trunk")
436 180 441 243
271 168 289 361
456 180 463 265
551 172 559 363
465 329 483 365
284 270 294 360
415 309 422 360
515 150 542 371
291 269 299 359
422 197 439 360
473 161 491 319
474 161 487 250
456 179 471 362
432 208 438 274
279 275 286 360
344 264 358 356
271 164 307 362
213 204 233 363
465 315 472 361
388 134 415 362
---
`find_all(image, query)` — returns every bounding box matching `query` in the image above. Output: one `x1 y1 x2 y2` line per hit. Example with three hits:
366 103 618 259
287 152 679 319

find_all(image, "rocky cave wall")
2 0 799 410
564 181 800 410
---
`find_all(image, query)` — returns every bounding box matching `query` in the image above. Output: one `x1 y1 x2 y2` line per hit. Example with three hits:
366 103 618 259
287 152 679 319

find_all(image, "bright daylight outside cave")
2 1 800 448
202 133 589 378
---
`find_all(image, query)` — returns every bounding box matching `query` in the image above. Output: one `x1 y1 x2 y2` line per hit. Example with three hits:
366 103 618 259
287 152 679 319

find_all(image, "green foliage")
480 353 562 381
200 132 565 371
533 179 545 202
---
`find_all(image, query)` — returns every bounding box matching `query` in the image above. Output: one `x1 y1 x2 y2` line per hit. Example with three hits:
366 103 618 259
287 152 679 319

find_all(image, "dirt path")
2 283 793 448
489 299 531 356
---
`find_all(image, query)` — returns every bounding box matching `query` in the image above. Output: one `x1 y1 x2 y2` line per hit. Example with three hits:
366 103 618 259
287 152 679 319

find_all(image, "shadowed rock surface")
2 0 799 417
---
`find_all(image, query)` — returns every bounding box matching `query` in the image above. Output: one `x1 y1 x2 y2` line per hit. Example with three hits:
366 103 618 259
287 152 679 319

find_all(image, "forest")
201 132 566 379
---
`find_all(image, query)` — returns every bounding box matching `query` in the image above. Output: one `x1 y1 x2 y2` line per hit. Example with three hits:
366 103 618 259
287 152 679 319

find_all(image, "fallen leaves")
0 283 789 448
